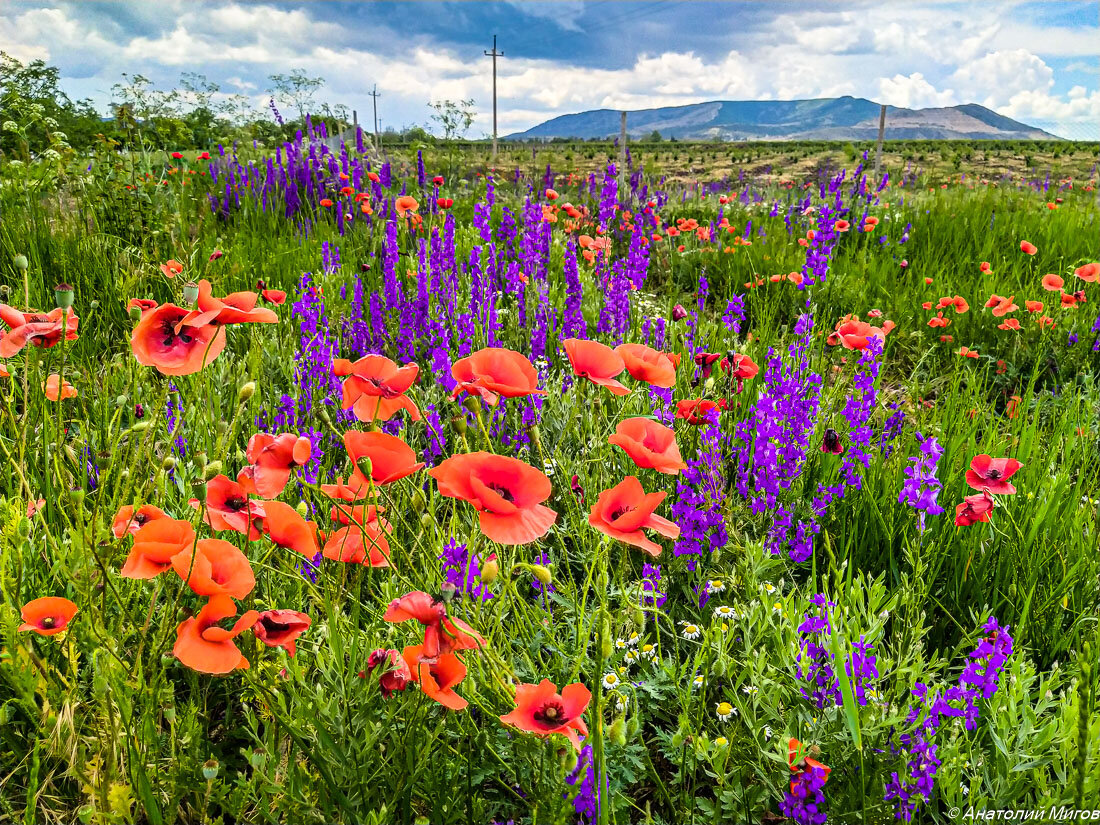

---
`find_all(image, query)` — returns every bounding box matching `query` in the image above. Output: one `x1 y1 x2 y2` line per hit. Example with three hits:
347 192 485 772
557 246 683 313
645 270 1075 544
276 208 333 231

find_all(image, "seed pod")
13 254 28 271
162 456 177 472
451 415 468 436
201 759 219 780
54 283 74 309
182 282 200 305
356 456 373 480
203 461 223 481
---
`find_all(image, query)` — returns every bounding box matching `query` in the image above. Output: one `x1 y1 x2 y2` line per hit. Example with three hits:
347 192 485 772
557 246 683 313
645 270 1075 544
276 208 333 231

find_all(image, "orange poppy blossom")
252 610 311 656
173 594 260 674
334 354 421 422
368 648 414 697
1075 262 1099 283
323 505 392 566
395 195 419 216
562 338 630 395
1025 300 1044 313
43 374 77 401
185 280 279 327
430 452 556 545
1019 240 1038 255
401 645 470 710
0 305 80 358
121 518 198 579
833 319 890 350
979 261 992 274
237 432 313 498
170 538 256 599
159 259 184 278
986 295 1018 317
499 679 591 752
344 430 425 488
614 343 676 387
127 298 158 317
319 475 367 502
262 501 320 558
18 596 79 636
675 398 727 425
1041 274 1064 292
788 738 831 793
384 590 485 659
130 302 227 376
450 347 544 405
190 474 266 539
608 417 687 474
111 504 169 538
588 476 680 556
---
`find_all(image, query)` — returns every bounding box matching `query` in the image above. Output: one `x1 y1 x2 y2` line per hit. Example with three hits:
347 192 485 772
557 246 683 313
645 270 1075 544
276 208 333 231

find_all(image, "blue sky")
2 1 1097 138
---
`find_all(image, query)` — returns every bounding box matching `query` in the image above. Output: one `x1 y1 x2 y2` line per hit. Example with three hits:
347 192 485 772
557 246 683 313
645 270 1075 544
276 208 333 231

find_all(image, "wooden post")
485 35 504 162
874 103 887 181
369 86 381 147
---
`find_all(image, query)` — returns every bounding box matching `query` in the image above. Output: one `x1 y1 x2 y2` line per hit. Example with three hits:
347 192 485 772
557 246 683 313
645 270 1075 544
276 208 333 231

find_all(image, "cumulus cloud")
950 49 1055 107
878 72 957 109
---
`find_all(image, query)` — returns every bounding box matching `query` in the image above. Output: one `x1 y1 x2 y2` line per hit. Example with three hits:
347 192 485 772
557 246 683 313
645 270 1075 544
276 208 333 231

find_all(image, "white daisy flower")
602 672 621 690
639 643 656 660
713 605 735 619
692 675 705 689
763 725 773 740
626 631 640 646
707 579 725 594
741 685 759 696
715 702 736 721
761 582 777 595
681 623 701 640
713 736 728 747
614 638 627 650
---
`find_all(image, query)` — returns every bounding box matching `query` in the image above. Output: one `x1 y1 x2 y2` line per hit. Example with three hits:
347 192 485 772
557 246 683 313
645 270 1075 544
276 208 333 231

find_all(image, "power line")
484 34 504 160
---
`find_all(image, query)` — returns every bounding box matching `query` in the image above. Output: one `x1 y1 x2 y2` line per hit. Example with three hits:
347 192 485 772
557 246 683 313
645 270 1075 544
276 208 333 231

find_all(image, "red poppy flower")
834 220 850 232
958 346 980 358
260 288 286 304
500 679 590 751
727 353 759 380
675 398 726 425
181 280 278 328
614 343 676 387
319 475 367 502
608 417 686 474
130 303 226 376
263 501 320 558
1041 274 1064 292
111 504 169 538
788 738 831 793
693 352 724 380
450 347 544 405
384 590 484 658
979 262 992 274
368 648 413 697
990 295 1018 317
401 645 469 710
965 455 1021 495
395 195 419 216
821 428 843 454
1075 262 1099 283
835 320 885 350
1025 300 1044 313
562 338 630 395
0 305 80 358
159 260 184 278
437 197 453 209
344 431 424 488
588 476 679 556
323 506 392 566
253 610 311 656
18 596 78 636
170 151 183 160
170 538 256 599
238 432 312 498
671 304 688 321
128 298 158 317
190 474 266 539
173 594 260 674
319 198 334 208
42 374 76 401
121 518 197 579
955 490 995 526
1020 240 1038 255
335 354 421 422
429 452 556 545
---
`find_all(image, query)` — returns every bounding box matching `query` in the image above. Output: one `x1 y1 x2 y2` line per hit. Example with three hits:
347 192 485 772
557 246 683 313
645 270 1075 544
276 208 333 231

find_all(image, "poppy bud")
129 305 143 323
190 480 206 504
532 564 552 585
0 284 9 300
419 512 433 531
608 717 627 746
163 706 176 722
296 501 309 518
54 283 74 309
317 408 333 427
451 415 467 436
89 300 99 310
209 249 224 262
527 424 542 451
162 456 176 472
633 607 645 627
462 396 481 415
182 281 199 305
562 747 579 774
134 403 145 419
601 618 613 659
13 254 28 271
119 469 130 481
203 460 223 480
356 456 373 480
900 259 909 269
626 715 640 740
481 556 499 584
249 749 267 769
202 759 219 781
671 303 688 321
238 382 256 404
69 489 84 505
115 394 128 407
439 581 457 603
410 488 426 513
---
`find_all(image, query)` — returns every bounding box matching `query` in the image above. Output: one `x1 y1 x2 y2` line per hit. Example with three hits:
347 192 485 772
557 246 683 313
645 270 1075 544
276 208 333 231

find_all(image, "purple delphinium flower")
796 595 878 710
439 538 493 602
898 432 945 533
885 618 1014 820
780 762 829 825
640 562 667 609
564 744 601 824
879 403 906 457
722 294 745 334
670 409 728 571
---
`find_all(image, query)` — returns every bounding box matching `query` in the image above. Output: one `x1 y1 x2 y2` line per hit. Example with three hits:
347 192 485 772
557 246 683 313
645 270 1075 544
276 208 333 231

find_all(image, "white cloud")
878 72 957 109
950 49 1055 107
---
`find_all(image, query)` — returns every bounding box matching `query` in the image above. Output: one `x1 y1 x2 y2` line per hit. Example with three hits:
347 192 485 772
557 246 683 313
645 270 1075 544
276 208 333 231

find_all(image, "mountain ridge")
504 96 1058 141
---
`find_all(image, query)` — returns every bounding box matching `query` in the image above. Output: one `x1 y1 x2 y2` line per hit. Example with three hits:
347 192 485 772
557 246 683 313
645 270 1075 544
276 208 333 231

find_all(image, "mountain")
504 96 1058 141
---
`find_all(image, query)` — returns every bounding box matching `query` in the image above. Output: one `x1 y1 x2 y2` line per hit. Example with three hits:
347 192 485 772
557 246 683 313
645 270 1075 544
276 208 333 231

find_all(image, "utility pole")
873 103 887 182
484 34 503 161
619 110 628 198
369 85 381 147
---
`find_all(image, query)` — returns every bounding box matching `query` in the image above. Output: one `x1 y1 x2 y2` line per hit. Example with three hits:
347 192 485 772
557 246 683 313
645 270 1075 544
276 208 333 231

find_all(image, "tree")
1 52 100 155
428 98 476 142
645 130 662 142
268 69 325 122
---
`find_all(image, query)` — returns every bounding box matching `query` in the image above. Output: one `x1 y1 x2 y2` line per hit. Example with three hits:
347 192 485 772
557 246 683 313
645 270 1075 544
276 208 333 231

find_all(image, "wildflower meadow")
2 83 1100 824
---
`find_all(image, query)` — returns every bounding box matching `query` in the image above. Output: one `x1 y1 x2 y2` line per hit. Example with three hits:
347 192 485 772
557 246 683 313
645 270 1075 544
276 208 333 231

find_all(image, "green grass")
0 140 1098 824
